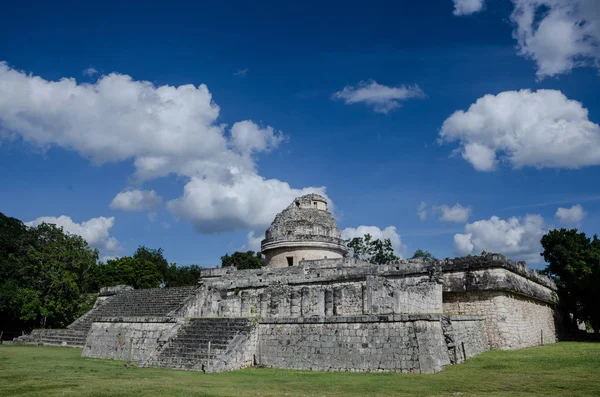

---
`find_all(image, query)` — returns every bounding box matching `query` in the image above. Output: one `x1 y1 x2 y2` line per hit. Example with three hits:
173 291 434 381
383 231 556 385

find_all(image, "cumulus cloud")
230 120 284 155
417 202 428 221
555 204 586 224
510 0 600 79
453 214 545 262
110 189 163 212
440 89 600 171
0 62 225 168
436 203 471 223
25 215 121 258
168 172 329 232
452 0 485 16
83 67 98 76
461 142 497 172
332 80 425 114
242 231 264 252
341 225 404 257
0 62 318 234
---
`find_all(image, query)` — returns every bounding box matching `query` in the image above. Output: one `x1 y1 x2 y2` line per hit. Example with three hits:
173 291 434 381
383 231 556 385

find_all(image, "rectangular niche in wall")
287 256 293 266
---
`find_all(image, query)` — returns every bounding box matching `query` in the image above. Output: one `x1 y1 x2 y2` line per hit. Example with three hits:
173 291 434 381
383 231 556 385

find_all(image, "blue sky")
1 0 599 268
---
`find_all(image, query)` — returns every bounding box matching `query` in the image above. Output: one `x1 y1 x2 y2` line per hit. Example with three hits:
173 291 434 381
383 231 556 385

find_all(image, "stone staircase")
68 286 198 333
142 318 256 372
11 329 87 347
11 286 198 348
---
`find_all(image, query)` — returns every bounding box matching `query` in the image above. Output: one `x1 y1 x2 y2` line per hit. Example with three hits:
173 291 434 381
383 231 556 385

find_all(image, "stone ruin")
11 194 559 373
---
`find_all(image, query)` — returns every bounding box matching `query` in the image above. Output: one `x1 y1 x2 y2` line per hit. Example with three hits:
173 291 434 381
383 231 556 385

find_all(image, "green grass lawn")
1 342 599 397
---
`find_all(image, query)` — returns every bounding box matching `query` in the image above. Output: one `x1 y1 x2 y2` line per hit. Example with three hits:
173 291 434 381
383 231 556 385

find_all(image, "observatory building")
261 194 347 268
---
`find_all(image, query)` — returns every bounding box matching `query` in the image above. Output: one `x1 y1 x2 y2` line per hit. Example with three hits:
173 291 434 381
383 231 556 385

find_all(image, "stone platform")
14 253 560 373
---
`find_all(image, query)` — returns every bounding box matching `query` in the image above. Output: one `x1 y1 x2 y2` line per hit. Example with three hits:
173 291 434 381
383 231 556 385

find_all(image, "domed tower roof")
261 194 347 267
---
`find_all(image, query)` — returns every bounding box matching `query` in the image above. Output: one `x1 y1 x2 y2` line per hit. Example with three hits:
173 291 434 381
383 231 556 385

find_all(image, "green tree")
99 256 162 289
133 246 169 280
165 263 202 287
221 251 264 270
0 212 32 332
91 246 203 289
540 228 600 333
345 234 399 265
0 215 99 330
410 249 436 261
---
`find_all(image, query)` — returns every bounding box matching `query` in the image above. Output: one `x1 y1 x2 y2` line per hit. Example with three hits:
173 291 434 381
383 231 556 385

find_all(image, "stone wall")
442 315 488 364
257 315 484 373
82 318 181 361
443 267 556 303
178 279 441 319
178 258 443 319
263 245 344 268
443 291 557 349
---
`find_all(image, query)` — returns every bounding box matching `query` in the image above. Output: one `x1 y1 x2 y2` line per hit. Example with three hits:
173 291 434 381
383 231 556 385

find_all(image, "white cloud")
510 0 600 79
440 89 600 171
417 202 428 221
167 172 329 232
230 120 284 155
452 0 485 16
83 67 98 76
453 214 545 262
110 189 163 212
242 231 264 252
453 233 474 255
0 62 319 234
0 62 225 168
436 203 471 223
555 204 586 224
341 225 404 257
332 80 425 114
461 142 497 171
25 215 121 257
233 68 248 77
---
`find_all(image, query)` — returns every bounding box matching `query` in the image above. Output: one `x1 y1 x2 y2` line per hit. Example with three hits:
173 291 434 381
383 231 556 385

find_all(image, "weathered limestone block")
83 318 181 361
442 315 488 364
301 287 325 316
443 291 557 349
414 320 451 373
266 283 291 317
257 315 457 373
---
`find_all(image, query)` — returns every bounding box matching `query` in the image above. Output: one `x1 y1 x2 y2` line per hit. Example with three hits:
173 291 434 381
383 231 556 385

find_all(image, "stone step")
142 318 254 370
12 328 86 347
166 338 230 345
32 337 85 342
67 286 197 333
31 330 86 337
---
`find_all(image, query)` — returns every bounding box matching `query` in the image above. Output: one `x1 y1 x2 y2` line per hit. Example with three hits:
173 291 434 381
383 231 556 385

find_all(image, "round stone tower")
261 194 348 268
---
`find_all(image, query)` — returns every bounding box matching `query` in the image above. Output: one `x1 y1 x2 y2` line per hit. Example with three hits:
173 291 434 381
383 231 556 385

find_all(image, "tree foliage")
540 228 600 333
0 212 204 335
0 212 98 331
345 234 399 265
221 251 264 270
410 249 436 261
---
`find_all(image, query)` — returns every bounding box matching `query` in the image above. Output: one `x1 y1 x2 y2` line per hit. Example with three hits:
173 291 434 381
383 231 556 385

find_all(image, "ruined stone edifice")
12 194 559 374
261 194 347 267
